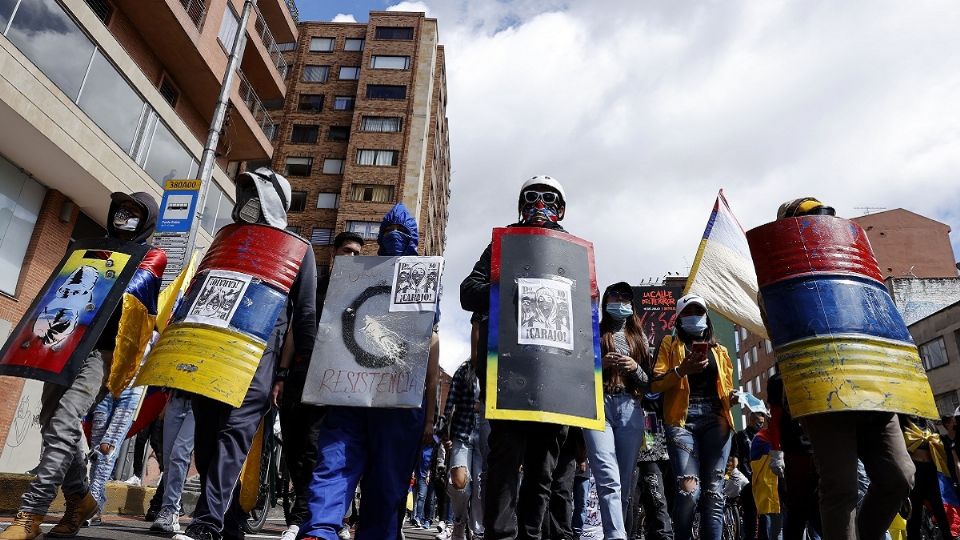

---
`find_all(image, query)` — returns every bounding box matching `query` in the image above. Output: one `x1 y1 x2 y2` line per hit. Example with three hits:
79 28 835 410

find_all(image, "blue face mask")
605 302 633 320
680 314 708 335
379 230 413 256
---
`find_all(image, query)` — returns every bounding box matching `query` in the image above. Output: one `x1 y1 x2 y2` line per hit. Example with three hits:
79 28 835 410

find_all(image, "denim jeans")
572 472 590 535
760 514 783 540
414 471 431 523
160 392 195 513
584 393 646 540
665 400 732 540
89 385 144 508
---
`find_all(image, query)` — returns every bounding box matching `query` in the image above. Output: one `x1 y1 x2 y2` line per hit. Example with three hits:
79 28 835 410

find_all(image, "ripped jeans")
89 385 144 509
665 400 732 540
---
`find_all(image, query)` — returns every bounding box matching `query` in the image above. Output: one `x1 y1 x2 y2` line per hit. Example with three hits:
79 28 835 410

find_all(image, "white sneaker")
435 522 450 540
451 521 467 540
280 524 299 540
338 527 352 539
123 475 142 486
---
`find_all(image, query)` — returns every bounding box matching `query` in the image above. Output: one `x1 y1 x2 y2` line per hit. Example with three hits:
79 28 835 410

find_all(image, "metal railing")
179 0 206 29
252 3 289 79
285 0 299 22
237 70 278 141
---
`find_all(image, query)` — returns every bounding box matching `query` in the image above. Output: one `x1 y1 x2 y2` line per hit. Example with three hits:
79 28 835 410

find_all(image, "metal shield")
137 224 308 407
302 256 441 408
0 238 149 386
486 227 603 431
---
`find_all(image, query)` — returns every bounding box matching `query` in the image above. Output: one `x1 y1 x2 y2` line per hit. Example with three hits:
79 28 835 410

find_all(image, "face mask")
379 230 411 256
239 197 261 223
113 208 140 232
680 314 708 336
605 302 633 320
520 200 560 225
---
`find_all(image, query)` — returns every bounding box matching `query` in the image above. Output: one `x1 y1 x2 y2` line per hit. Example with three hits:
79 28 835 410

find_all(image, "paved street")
0 514 441 539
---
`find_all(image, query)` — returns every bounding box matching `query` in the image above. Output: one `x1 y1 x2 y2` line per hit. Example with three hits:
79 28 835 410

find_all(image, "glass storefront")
0 156 46 295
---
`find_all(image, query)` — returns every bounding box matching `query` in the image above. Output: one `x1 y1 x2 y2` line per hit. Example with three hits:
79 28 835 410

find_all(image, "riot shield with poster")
486 227 603 430
0 238 149 386
302 255 443 408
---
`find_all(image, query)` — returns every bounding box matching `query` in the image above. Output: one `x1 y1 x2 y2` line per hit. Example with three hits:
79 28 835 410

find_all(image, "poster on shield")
303 256 440 408
183 270 251 328
517 277 574 351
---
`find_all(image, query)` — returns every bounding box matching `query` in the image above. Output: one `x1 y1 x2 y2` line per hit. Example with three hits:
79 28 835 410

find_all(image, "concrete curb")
0 473 156 515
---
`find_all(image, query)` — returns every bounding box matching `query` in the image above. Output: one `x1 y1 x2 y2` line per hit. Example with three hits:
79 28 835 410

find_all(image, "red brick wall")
0 190 78 449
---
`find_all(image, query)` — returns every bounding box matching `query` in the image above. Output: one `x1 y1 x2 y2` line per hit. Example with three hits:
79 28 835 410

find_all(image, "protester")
732 411 765 540
900 416 952 540
298 202 441 540
631 359 673 540
582 282 650 539
273 231 364 540
174 168 317 540
413 446 435 529
765 374 821 540
461 175 573 539
750 426 782 540
541 428 583 540
651 294 735 540
150 390 196 534
0 192 165 540
442 359 483 540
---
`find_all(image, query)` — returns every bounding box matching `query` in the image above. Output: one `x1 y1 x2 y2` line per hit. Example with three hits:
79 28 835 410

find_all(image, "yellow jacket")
650 335 735 428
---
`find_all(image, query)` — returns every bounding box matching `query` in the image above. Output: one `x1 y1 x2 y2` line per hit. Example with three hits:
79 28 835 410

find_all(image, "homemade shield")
0 238 148 386
747 215 937 418
486 227 603 430
302 256 441 408
137 224 308 407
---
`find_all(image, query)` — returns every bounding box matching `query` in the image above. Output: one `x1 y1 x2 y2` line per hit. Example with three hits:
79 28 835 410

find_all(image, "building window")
745 380 753 394
920 337 949 370
936 392 960 416
375 26 414 40
751 345 758 364
309 37 335 52
322 159 345 174
158 74 180 108
317 193 339 209
339 66 360 80
764 339 773 354
217 6 240 49
277 42 297 52
200 182 235 234
754 376 761 394
311 228 334 246
84 0 114 25
344 38 365 51
284 157 313 176
361 116 403 132
328 126 350 141
298 94 324 112
357 150 399 167
333 96 355 111
0 158 46 295
289 191 307 212
366 85 406 100
351 184 394 203
346 220 380 241
302 65 329 83
370 55 410 70
767 366 776 378
290 125 320 144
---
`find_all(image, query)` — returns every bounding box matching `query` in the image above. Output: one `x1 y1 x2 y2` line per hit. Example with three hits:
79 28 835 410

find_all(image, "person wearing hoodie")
298 203 441 540
174 168 317 540
460 175 572 540
1 192 166 540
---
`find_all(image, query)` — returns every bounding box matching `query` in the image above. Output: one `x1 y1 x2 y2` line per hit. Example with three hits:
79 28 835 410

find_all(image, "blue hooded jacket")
378 203 420 256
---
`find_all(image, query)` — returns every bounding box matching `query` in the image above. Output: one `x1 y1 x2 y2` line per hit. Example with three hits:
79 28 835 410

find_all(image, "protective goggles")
522 190 561 205
801 206 836 217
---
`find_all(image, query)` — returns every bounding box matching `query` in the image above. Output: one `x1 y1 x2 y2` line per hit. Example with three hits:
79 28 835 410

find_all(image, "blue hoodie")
377 203 420 256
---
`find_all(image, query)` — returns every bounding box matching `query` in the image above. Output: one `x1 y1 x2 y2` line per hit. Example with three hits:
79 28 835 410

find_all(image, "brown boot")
0 511 45 540
47 491 97 538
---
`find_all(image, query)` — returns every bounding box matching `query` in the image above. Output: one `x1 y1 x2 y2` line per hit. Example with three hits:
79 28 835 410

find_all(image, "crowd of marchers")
0 169 949 540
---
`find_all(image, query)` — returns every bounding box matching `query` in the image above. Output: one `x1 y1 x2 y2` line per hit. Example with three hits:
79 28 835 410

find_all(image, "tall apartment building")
0 0 296 467
737 208 958 401
271 11 451 273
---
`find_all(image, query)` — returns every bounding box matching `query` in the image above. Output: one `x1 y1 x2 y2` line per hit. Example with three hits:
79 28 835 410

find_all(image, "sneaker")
337 527 351 540
173 524 220 540
123 475 142 487
48 491 98 537
151 507 182 534
0 511 45 540
436 521 447 533
435 528 452 540
451 521 467 540
83 511 102 527
280 525 299 540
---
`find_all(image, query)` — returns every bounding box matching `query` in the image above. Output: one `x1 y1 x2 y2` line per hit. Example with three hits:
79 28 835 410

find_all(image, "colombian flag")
107 248 166 396
903 420 960 537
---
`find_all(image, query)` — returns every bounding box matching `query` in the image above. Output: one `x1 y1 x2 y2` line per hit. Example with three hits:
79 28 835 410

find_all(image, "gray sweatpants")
21 351 105 514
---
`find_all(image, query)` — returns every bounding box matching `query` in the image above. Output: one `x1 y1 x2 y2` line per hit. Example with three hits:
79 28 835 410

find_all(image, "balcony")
252 2 288 78
238 70 277 141
179 0 206 28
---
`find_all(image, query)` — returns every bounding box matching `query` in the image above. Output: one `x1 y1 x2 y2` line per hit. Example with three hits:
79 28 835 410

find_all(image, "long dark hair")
600 283 651 367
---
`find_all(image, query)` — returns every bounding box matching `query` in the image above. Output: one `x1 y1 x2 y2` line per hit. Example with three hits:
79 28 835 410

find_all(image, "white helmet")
520 175 566 205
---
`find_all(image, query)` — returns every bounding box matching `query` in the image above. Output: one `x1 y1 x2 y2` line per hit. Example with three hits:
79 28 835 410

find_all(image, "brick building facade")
271 12 451 271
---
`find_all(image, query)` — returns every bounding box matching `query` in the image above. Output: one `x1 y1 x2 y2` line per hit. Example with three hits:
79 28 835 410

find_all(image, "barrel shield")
138 224 308 406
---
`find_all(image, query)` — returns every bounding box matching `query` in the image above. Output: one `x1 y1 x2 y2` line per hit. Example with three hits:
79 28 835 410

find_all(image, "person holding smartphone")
651 294 737 540
582 282 651 539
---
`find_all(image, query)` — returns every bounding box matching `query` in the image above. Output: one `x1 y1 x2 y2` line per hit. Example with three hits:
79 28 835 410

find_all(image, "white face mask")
113 208 140 231
239 197 261 223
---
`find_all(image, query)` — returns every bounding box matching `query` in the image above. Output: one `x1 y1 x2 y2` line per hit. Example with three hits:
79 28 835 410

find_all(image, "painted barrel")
747 216 883 287
137 224 309 407
746 216 937 419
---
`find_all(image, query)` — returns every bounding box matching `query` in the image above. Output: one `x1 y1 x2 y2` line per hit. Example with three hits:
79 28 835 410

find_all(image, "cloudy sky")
296 0 960 373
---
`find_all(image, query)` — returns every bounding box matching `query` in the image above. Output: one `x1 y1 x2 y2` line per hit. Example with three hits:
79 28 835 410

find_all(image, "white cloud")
387 2 431 15
424 0 960 374
330 13 357 23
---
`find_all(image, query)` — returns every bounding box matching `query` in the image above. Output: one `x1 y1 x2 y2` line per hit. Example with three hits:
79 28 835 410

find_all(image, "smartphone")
692 342 709 355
